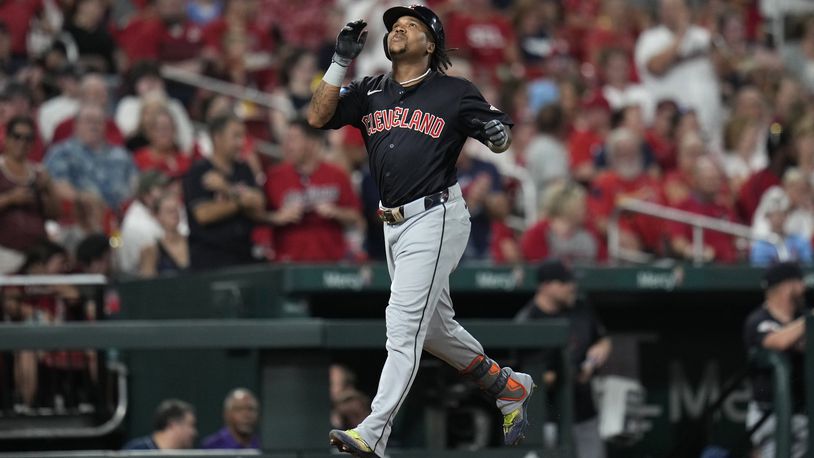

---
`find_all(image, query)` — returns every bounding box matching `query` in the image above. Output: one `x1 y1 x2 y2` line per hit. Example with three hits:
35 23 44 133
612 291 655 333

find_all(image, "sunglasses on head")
9 132 34 143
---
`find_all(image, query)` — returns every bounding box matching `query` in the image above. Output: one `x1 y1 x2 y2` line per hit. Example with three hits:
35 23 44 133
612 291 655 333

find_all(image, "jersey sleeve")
743 310 780 350
323 80 367 130
456 81 513 143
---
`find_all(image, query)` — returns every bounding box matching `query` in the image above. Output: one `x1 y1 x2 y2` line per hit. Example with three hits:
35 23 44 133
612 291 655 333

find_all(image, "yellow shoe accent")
329 429 377 457
345 430 373 452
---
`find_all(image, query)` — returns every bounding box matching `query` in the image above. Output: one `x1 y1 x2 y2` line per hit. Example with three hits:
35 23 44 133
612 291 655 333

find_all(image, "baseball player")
307 5 535 457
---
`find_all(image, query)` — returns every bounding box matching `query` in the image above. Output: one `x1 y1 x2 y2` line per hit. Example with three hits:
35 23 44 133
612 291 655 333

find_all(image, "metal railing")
608 198 787 265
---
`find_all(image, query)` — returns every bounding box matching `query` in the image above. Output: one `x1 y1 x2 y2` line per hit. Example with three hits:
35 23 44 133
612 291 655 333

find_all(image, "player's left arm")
457 82 514 154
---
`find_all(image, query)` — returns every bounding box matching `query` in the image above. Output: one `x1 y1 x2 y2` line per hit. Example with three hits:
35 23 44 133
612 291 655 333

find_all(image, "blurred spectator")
183 114 265 271
525 104 568 200
722 115 763 192
332 388 371 431
600 48 651 120
123 399 197 450
269 50 319 142
568 91 612 184
117 0 204 74
489 188 521 264
457 146 507 261
63 0 118 74
750 189 813 266
115 60 194 154
0 1 43 63
133 109 192 178
139 192 189 276
794 115 814 186
51 74 125 147
522 181 601 264
782 16 814 94
737 122 796 224
118 171 168 276
515 259 611 458
187 0 223 26
202 388 260 449
201 0 273 87
743 262 810 458
0 82 46 162
662 131 705 207
584 0 639 80
635 0 722 144
45 103 138 212
359 165 385 261
0 22 16 85
510 0 562 75
445 0 521 82
669 156 738 263
0 116 59 273
781 168 814 242
588 127 662 253
37 65 80 145
264 119 362 262
329 363 357 404
643 99 679 174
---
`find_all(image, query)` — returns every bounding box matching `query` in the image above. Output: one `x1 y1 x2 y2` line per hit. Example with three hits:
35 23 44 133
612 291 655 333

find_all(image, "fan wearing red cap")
306 4 535 458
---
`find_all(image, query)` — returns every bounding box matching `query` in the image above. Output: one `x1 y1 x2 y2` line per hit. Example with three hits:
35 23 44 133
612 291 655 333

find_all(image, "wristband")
323 61 348 87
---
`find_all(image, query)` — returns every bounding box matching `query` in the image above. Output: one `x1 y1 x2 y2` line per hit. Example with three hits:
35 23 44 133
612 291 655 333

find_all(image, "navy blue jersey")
323 71 513 207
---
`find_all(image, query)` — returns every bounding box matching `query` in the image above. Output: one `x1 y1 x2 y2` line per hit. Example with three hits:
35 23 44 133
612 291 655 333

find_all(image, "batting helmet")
382 5 447 70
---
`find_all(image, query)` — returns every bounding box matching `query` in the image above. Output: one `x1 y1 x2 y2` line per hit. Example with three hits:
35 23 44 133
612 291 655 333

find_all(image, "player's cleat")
329 429 379 458
499 372 536 445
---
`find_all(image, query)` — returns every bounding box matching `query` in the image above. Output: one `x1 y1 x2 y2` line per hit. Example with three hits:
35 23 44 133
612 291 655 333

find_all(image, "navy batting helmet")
382 5 449 71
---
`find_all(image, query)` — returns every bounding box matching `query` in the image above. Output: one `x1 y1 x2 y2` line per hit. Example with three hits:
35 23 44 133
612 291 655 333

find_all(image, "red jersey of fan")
0 0 42 56
669 195 739 263
736 168 781 224
133 147 192 178
117 16 204 64
445 11 516 80
589 171 663 251
567 128 604 170
264 161 360 262
489 220 516 264
202 18 273 55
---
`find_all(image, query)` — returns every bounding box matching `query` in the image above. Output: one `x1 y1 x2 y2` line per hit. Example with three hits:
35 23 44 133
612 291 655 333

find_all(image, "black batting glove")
482 119 508 148
333 20 368 67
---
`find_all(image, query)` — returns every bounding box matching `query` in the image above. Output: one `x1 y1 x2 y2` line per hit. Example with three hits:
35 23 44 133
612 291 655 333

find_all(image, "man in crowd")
264 119 362 262
202 388 261 449
182 114 265 271
515 259 612 458
744 262 811 457
123 399 198 450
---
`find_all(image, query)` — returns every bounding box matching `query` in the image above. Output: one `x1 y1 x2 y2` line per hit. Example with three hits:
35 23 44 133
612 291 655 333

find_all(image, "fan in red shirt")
521 181 604 264
669 156 739 263
133 109 191 178
588 127 663 253
116 0 204 69
662 131 705 207
264 120 362 263
568 91 612 184
582 0 639 75
445 0 520 82
0 0 42 58
736 122 796 224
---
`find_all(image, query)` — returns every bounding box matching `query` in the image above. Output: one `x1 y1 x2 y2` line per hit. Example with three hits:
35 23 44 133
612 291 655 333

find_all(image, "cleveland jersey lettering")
362 108 446 138
324 71 512 207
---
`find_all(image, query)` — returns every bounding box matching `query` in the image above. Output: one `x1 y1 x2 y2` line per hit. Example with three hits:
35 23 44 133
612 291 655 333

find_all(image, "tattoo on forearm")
309 81 340 125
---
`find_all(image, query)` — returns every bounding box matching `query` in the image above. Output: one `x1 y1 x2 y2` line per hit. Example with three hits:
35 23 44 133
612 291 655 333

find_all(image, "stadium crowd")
1 0 814 414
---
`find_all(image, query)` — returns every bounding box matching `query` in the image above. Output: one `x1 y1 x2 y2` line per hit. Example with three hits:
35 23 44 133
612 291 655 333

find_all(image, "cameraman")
744 261 811 457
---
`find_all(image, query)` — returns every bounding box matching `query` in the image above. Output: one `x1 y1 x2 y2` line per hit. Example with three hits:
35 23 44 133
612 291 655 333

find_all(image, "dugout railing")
0 319 573 457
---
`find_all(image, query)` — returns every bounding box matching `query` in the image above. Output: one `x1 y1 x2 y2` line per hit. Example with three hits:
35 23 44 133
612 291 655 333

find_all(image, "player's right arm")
307 20 368 128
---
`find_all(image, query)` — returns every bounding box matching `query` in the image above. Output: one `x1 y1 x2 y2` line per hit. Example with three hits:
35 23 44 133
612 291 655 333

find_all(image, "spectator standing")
0 116 59 273
634 0 722 144
123 399 198 450
63 0 118 74
264 120 362 262
525 104 569 200
743 262 811 458
515 260 611 458
182 114 265 271
201 388 260 449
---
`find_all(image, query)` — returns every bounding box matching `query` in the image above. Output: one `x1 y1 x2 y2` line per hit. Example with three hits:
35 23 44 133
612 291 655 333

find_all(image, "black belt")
376 188 450 224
